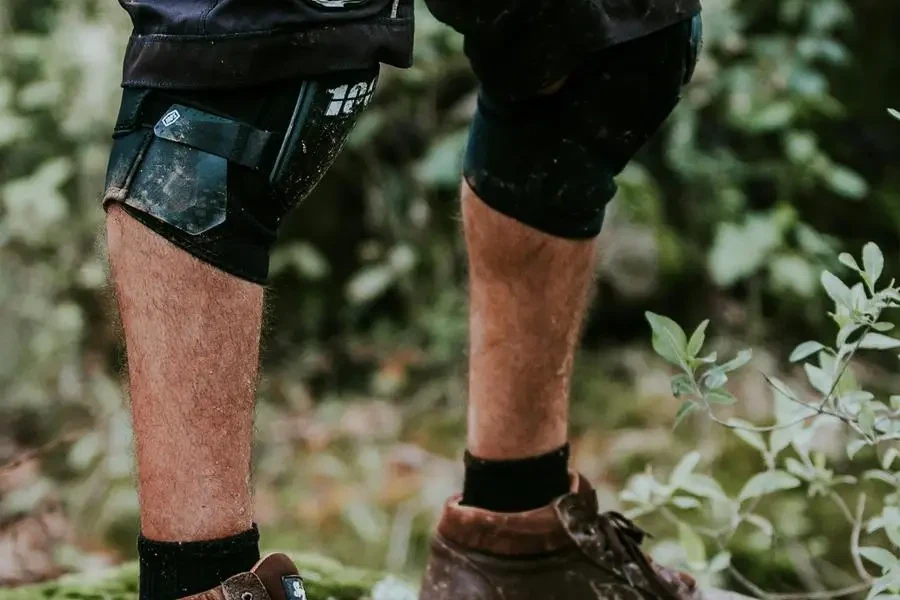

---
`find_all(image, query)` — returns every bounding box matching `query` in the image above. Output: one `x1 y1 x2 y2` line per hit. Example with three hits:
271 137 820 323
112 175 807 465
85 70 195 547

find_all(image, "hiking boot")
180 554 308 600
421 474 701 600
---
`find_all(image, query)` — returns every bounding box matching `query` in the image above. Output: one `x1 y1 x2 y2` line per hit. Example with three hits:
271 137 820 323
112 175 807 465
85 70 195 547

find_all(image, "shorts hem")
121 19 413 90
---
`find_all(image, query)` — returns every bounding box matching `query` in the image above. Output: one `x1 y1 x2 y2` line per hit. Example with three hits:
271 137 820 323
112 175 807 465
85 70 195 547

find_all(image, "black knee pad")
464 14 703 239
103 67 379 284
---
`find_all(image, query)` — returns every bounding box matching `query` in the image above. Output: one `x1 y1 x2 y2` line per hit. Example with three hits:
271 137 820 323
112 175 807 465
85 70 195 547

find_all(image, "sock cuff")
461 444 571 513
464 444 570 472
138 523 260 561
139 524 261 599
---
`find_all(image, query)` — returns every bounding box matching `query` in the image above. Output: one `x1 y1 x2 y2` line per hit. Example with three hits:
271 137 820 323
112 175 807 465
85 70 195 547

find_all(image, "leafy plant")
631 242 900 598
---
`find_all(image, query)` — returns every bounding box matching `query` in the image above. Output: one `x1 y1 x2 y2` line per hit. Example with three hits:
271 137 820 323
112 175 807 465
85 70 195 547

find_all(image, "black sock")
461 444 571 512
138 524 260 600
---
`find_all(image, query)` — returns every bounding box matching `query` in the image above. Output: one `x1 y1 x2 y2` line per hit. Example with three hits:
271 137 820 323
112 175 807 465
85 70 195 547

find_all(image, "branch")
819 322 872 412
709 413 811 433
730 564 870 600
828 491 856 527
850 495 874 584
0 428 88 476
766 582 872 600
728 565 768 599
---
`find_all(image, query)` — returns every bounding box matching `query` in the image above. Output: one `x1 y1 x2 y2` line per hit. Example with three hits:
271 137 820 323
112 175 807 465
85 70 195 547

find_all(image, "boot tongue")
250 554 303 600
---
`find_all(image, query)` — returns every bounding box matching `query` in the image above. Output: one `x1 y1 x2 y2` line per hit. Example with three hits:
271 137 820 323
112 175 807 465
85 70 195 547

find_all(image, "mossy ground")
0 553 754 600
0 553 417 600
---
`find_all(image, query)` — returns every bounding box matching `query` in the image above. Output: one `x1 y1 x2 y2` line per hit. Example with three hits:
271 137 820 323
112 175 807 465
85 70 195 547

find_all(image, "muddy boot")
421 474 702 600
180 554 308 600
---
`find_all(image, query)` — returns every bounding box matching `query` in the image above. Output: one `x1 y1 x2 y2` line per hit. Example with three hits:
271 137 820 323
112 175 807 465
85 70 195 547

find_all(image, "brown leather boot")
421 475 702 600
179 554 308 600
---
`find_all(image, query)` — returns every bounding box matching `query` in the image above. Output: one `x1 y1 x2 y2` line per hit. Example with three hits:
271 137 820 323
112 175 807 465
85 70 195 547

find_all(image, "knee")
461 16 703 241
102 67 380 284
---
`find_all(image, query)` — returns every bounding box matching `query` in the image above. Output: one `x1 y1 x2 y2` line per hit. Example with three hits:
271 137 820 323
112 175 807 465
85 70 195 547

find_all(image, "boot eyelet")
242 593 253 600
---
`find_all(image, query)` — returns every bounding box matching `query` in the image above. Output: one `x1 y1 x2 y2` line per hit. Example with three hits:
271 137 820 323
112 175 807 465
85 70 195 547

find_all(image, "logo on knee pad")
161 109 182 128
324 78 376 117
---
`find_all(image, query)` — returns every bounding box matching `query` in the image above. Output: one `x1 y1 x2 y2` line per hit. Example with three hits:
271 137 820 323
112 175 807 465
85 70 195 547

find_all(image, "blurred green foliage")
1 0 899 594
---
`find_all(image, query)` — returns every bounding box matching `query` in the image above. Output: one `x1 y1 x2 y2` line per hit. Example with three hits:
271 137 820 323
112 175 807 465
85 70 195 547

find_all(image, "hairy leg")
463 181 598 460
107 205 262 541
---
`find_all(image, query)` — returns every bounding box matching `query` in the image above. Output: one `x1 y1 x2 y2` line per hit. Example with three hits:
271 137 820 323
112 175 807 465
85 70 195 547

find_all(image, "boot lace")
592 511 683 600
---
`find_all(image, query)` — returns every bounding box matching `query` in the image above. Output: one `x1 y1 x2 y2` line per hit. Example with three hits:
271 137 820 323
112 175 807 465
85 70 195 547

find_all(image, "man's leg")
107 205 262 597
103 67 380 599
421 12 705 600
459 182 597 510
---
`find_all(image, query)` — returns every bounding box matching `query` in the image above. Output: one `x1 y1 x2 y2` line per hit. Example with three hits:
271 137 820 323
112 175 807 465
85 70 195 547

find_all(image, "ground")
0 553 416 600
0 552 753 600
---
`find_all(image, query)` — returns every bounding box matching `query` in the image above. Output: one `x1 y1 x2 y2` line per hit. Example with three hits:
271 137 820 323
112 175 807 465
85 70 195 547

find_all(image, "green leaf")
859 334 900 350
738 470 802 502
881 447 899 469
702 368 728 390
671 496 701 509
270 242 331 279
414 130 468 187
826 165 869 199
680 474 728 500
720 349 753 373
859 547 900 572
770 253 819 297
687 320 709 357
860 404 877 437
885 508 900 548
838 323 863 346
707 216 782 286
646 312 688 367
804 363 833 395
847 438 868 459
670 451 702 486
745 514 774 540
833 475 858 486
771 424 802 457
705 389 737 404
346 265 396 304
671 374 695 398
840 390 875 412
784 457 812 481
864 243 885 286
696 352 718 364
678 521 707 565
728 419 767 452
764 374 799 402
839 252 861 272
708 551 732 573
865 470 897 486
747 102 795 132
821 271 853 308
851 282 868 311
673 401 697 429
867 574 897 600
785 131 817 163
790 341 826 362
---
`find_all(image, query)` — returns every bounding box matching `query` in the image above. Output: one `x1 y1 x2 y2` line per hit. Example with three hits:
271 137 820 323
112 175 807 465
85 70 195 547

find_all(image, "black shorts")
118 0 700 92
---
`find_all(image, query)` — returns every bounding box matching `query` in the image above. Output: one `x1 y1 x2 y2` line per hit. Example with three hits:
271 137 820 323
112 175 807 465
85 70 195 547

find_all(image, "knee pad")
103 66 379 284
464 14 703 239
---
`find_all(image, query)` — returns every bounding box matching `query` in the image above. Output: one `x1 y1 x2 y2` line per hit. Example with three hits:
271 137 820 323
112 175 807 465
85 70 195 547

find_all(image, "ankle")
461 444 571 513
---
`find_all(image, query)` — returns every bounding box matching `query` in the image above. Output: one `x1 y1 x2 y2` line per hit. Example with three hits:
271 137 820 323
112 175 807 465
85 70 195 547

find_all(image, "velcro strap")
153 105 279 171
